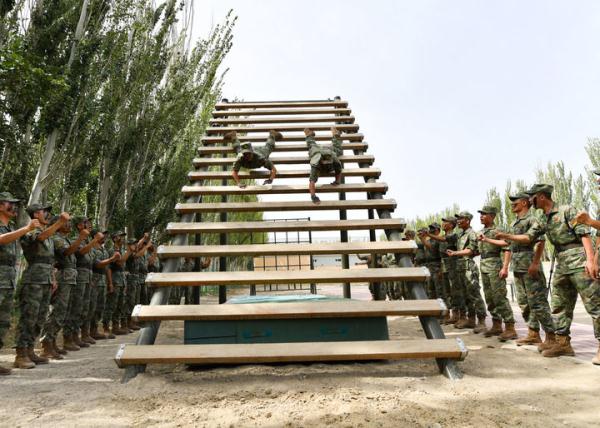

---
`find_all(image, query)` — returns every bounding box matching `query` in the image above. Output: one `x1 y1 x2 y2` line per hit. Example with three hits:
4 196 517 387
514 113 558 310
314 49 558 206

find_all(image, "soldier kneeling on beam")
227 130 282 188
305 127 343 203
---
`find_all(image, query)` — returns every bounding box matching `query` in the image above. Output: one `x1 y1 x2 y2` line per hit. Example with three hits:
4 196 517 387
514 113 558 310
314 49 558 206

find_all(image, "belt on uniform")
511 247 533 253
555 243 582 253
480 252 501 259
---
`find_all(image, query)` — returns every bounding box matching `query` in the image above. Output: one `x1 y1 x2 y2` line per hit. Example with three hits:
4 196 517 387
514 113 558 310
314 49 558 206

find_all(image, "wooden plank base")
115 339 467 367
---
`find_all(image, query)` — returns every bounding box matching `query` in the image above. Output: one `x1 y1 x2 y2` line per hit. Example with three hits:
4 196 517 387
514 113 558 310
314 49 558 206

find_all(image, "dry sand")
1 310 599 428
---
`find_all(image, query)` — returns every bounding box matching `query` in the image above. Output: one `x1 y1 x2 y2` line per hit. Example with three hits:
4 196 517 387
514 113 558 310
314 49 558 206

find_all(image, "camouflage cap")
127 238 138 245
477 205 498 215
417 227 429 234
111 231 126 239
26 203 52 215
71 215 89 225
428 222 441 230
441 216 457 224
240 143 253 154
0 192 20 203
455 211 473 220
508 192 531 201
525 183 553 197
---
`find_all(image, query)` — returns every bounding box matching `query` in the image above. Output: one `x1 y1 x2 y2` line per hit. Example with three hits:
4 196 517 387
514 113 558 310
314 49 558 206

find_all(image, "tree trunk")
97 156 112 229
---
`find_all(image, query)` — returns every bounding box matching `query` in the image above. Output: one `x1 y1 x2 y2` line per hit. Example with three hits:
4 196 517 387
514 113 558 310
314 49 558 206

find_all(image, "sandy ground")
1 302 599 428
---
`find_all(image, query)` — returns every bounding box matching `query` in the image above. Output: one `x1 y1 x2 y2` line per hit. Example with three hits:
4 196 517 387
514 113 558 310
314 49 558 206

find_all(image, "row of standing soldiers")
0 194 161 375
367 183 600 365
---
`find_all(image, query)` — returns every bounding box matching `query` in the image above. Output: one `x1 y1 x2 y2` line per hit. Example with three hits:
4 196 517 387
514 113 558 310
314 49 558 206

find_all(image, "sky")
192 1 600 221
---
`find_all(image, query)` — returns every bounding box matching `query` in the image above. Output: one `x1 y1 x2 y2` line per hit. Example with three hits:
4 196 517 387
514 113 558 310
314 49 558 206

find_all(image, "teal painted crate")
183 295 390 345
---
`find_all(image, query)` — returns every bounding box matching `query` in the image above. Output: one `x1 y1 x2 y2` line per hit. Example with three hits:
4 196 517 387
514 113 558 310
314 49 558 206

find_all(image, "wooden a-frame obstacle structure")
115 97 467 381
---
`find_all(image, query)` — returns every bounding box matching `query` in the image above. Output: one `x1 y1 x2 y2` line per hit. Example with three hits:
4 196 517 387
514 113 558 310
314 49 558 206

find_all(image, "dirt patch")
1 314 599 427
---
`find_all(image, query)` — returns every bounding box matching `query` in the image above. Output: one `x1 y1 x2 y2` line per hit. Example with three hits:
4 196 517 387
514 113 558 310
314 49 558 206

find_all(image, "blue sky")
193 1 600 220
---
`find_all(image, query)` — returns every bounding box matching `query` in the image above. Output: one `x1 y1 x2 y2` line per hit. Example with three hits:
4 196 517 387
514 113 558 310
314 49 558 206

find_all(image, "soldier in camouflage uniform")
103 231 128 335
490 193 555 348
125 235 152 329
86 231 117 340
144 243 160 304
422 223 444 300
40 216 87 356
66 216 102 347
305 127 343 203
426 217 459 323
181 257 195 305
229 129 282 188
15 204 69 369
476 205 517 340
0 192 41 375
446 211 488 332
357 254 386 300
503 184 600 362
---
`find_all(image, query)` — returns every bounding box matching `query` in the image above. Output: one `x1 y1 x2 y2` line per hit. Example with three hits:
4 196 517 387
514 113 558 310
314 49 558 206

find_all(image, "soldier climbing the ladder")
304 127 343 203
226 129 283 188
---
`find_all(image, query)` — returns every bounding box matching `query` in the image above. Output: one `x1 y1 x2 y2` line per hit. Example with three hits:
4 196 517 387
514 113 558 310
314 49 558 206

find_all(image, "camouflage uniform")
87 246 108 330
139 253 150 305
382 254 405 300
479 226 515 323
424 238 443 300
16 229 55 348
0 223 17 351
306 135 343 182
536 204 600 339
456 227 487 317
64 238 92 336
181 258 195 305
125 252 144 320
103 245 126 326
40 232 76 342
439 230 458 310
509 209 554 333
232 137 276 171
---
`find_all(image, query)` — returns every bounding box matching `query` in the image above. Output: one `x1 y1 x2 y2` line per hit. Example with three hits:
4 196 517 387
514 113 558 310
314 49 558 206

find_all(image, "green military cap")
127 238 138 245
441 216 457 223
477 205 498 215
0 192 20 203
417 227 428 234
111 231 126 239
71 215 89 225
26 202 52 215
455 211 473 220
240 143 253 154
525 183 553 197
508 192 530 201
429 222 441 230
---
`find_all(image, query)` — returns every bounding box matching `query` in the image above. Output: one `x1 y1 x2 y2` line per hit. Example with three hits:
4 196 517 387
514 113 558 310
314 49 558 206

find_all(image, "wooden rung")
115 339 467 368
167 218 405 234
146 267 428 287
197 142 368 154
206 124 359 135
212 108 352 117
215 101 348 110
210 116 355 125
202 133 364 144
132 300 446 322
158 240 415 259
175 199 396 214
192 155 374 167
181 182 387 196
188 168 381 181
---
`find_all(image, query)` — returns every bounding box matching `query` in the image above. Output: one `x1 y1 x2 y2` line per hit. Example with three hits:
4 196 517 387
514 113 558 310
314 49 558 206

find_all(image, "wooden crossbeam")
210 116 355 125
115 339 468 367
158 240 415 258
132 300 446 322
192 155 374 167
174 199 396 214
181 182 387 196
197 142 368 154
215 101 348 110
145 267 429 287
201 133 364 144
206 124 359 135
166 218 405 234
188 168 381 181
212 108 352 117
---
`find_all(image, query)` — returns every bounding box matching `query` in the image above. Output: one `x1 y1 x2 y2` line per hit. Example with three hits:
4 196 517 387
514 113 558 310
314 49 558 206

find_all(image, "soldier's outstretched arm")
78 232 102 255
478 234 509 247
494 230 533 244
0 219 40 244
574 211 600 230
96 251 119 269
425 232 446 243
38 212 69 241
64 228 89 256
